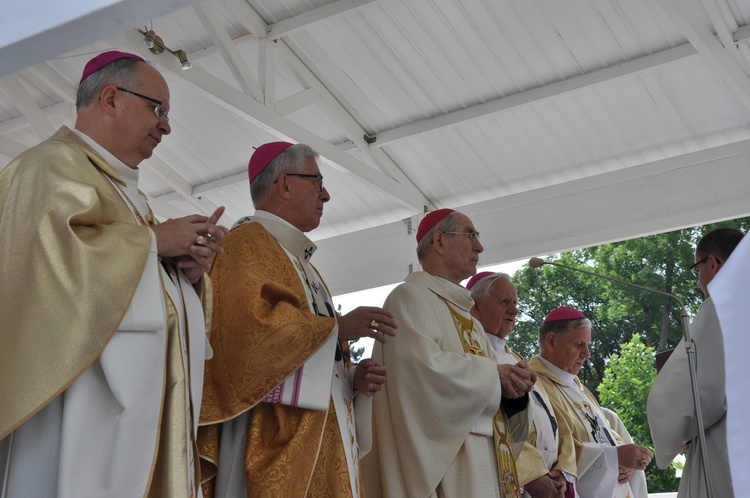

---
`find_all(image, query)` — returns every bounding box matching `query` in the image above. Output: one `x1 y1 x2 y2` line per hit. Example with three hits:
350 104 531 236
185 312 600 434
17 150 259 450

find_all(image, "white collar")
537 355 577 387
72 128 139 187
486 334 507 353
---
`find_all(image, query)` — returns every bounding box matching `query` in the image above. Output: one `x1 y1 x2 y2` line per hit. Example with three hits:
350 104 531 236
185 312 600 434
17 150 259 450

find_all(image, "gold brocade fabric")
308 398 355 498
198 221 342 496
0 127 151 438
444 301 521 498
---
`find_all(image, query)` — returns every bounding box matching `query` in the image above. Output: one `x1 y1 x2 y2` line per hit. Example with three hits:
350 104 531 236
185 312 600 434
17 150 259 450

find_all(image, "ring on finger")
370 319 379 330
196 235 208 245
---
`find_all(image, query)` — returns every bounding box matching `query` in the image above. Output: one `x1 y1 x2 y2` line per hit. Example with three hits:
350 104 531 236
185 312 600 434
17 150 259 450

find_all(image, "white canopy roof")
2 0 750 295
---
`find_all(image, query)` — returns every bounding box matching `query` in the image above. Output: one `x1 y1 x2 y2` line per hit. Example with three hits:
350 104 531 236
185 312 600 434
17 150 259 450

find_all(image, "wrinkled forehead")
489 278 517 299
563 325 591 343
452 212 476 231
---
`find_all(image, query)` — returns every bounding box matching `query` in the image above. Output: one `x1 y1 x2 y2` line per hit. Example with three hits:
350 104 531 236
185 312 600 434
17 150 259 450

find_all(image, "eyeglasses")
117 86 169 121
442 230 481 243
274 173 324 192
690 255 723 276
689 256 712 277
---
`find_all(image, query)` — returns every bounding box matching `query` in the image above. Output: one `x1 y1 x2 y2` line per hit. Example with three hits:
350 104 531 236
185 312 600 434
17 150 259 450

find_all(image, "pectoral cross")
466 334 484 356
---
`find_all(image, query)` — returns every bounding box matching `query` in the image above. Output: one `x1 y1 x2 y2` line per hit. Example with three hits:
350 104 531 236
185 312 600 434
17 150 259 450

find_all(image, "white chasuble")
363 271 529 498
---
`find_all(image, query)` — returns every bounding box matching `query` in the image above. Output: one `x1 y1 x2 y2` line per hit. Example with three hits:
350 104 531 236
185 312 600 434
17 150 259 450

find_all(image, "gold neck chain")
104 172 154 226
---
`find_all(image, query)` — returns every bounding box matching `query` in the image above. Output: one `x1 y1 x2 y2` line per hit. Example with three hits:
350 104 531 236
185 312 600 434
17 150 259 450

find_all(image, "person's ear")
277 174 292 199
433 231 445 253
545 331 557 351
99 85 118 117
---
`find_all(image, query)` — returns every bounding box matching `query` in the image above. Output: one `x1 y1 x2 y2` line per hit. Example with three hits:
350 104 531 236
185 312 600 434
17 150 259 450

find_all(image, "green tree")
598 334 679 492
511 217 750 393
506 217 750 493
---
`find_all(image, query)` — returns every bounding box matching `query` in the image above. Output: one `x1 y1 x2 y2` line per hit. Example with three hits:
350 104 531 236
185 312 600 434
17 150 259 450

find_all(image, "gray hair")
76 58 145 109
416 212 459 262
250 143 319 207
469 272 512 300
538 317 592 349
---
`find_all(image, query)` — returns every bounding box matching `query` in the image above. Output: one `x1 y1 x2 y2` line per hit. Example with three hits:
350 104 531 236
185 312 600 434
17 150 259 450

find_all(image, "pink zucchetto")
80 50 144 83
543 306 586 323
465 271 495 291
416 208 455 243
248 141 294 183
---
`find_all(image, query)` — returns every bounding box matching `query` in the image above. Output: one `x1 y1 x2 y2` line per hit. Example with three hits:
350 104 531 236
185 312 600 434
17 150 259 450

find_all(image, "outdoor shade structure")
2 0 750 296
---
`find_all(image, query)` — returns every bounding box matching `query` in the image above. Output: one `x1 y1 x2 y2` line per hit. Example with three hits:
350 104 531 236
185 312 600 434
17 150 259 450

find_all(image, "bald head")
75 60 171 168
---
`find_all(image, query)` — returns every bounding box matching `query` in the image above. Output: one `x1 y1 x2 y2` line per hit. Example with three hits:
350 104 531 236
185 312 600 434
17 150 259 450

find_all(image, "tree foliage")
507 216 750 491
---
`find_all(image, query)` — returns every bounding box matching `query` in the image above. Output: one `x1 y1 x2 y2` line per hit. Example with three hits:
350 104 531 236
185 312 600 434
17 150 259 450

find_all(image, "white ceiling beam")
225 0 430 209
2 74 57 140
110 31 423 211
192 171 247 196
221 0 269 38
0 0 200 78
0 101 70 135
701 0 739 48
276 41 432 208
275 88 320 115
372 42 697 148
193 1 264 101
657 0 750 110
315 139 750 295
141 154 224 219
267 0 377 40
26 63 78 104
259 38 276 106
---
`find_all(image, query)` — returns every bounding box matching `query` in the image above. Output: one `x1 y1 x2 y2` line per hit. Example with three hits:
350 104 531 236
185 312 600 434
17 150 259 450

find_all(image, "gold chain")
104 172 153 226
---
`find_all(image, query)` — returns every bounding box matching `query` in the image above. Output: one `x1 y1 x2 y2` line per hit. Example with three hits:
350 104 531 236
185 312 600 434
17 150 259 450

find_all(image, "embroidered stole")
443 300 521 498
559 379 616 447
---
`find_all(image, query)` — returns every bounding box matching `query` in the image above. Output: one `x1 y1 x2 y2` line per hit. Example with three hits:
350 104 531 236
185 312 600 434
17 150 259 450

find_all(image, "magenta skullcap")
248 141 294 183
544 306 586 323
466 271 495 290
417 208 455 243
80 50 144 83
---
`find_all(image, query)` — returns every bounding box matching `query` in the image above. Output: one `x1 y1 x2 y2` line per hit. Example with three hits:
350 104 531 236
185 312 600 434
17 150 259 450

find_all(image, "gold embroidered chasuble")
198 216 361 498
362 271 529 498
0 126 207 497
529 355 648 498
0 126 149 439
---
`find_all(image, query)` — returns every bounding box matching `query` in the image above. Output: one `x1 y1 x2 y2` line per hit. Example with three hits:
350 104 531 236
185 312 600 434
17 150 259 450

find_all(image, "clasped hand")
353 359 387 396
151 206 229 284
498 360 536 398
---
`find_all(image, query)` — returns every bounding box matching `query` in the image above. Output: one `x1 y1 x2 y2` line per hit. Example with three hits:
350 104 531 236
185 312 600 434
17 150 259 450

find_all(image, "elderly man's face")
545 325 591 376
117 63 171 168
439 213 483 283
474 278 518 339
286 156 330 232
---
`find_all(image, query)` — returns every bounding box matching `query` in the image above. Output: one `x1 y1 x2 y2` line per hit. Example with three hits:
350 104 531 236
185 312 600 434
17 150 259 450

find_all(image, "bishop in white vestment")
530 307 651 498
363 209 534 498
